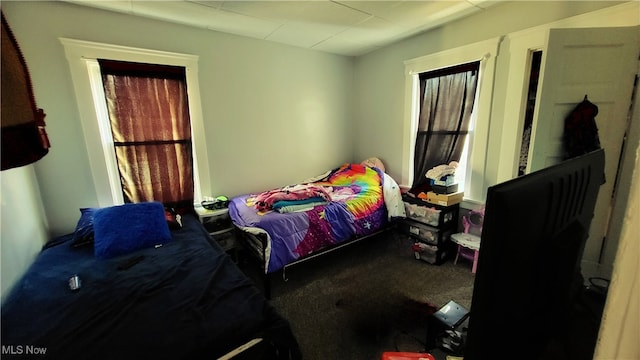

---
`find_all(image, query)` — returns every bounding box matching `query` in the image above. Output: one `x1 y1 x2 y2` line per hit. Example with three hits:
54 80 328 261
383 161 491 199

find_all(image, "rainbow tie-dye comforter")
229 163 393 273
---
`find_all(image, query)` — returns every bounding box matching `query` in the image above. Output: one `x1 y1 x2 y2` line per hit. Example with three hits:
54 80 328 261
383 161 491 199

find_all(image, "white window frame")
402 37 501 203
61 38 211 207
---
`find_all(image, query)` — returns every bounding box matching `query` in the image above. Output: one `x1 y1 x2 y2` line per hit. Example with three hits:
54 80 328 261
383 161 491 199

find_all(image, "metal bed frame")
234 223 397 299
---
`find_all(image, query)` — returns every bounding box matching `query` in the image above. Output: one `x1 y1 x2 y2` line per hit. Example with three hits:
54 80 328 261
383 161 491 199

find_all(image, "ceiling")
64 0 500 56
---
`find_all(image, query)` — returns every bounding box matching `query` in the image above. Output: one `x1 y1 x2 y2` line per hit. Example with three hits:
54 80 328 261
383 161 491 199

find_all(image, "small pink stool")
451 232 481 273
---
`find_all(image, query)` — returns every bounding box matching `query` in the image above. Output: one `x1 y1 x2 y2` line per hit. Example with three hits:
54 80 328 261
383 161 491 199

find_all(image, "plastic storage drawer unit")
412 241 452 265
399 219 453 246
403 201 458 228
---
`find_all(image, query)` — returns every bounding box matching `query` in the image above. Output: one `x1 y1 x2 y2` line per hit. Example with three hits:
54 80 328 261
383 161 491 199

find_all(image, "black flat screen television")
464 149 605 360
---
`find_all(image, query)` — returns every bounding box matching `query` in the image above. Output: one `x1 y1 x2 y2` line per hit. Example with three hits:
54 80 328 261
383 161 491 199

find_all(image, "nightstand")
194 205 237 253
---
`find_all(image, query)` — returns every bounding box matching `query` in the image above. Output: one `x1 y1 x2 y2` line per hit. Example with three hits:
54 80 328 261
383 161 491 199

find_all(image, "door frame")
496 3 640 182
496 6 639 272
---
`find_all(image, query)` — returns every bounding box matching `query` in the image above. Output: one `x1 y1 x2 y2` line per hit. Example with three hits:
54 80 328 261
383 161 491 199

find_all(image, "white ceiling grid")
64 0 499 56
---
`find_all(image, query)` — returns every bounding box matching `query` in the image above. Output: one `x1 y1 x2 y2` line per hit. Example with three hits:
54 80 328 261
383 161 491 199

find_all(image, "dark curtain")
412 62 479 187
1 12 50 170
99 59 194 209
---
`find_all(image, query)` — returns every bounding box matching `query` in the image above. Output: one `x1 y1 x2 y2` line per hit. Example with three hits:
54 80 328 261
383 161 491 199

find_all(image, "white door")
528 26 639 272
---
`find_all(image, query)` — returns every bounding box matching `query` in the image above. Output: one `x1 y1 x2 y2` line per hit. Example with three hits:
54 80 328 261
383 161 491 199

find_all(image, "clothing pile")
425 161 458 183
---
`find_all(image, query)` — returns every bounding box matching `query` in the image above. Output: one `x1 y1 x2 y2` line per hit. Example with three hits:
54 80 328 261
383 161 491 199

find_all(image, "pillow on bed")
93 202 172 260
72 207 98 248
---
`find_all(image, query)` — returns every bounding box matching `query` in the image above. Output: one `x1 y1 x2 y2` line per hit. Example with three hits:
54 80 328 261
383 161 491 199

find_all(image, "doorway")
526 26 639 280
518 50 542 176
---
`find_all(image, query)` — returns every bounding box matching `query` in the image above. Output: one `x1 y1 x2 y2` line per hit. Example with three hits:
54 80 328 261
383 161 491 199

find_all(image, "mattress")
1 214 300 360
229 163 405 273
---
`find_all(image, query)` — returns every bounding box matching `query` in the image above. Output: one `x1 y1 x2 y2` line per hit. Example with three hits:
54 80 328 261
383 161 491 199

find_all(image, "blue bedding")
1 214 300 359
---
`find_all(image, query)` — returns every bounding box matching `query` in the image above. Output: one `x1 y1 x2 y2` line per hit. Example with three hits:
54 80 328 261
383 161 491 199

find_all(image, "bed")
1 202 301 360
229 162 405 297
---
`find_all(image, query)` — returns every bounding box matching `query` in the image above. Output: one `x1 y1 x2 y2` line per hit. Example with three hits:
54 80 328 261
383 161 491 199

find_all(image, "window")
413 62 480 190
402 37 501 203
98 60 194 208
61 38 210 207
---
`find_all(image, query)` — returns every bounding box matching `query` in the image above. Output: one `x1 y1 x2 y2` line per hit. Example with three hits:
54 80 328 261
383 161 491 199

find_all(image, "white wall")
594 86 640 360
0 165 48 299
2 1 354 237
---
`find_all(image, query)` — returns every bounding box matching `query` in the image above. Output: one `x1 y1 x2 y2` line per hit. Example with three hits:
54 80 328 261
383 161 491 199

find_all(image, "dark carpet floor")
238 228 476 360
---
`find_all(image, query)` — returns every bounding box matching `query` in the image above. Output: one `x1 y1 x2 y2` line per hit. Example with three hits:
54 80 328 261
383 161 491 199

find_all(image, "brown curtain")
99 60 193 208
1 12 50 170
412 62 479 187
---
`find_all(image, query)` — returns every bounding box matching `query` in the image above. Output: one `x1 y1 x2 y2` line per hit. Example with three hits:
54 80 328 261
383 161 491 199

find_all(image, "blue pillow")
93 202 172 260
72 207 98 247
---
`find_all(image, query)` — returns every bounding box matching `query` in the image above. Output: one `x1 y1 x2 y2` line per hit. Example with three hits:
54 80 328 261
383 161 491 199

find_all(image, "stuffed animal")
360 157 385 172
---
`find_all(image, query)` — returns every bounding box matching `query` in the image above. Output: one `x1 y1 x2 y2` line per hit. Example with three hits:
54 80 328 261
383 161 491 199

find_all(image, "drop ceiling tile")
66 0 133 14
220 0 371 45
312 36 380 57
376 1 471 28
186 0 225 10
218 1 309 21
261 1 372 47
266 21 342 48
410 1 479 31
132 1 281 38
335 15 408 45
131 1 210 25
338 1 404 18
207 14 282 39
467 0 502 9
296 1 371 26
